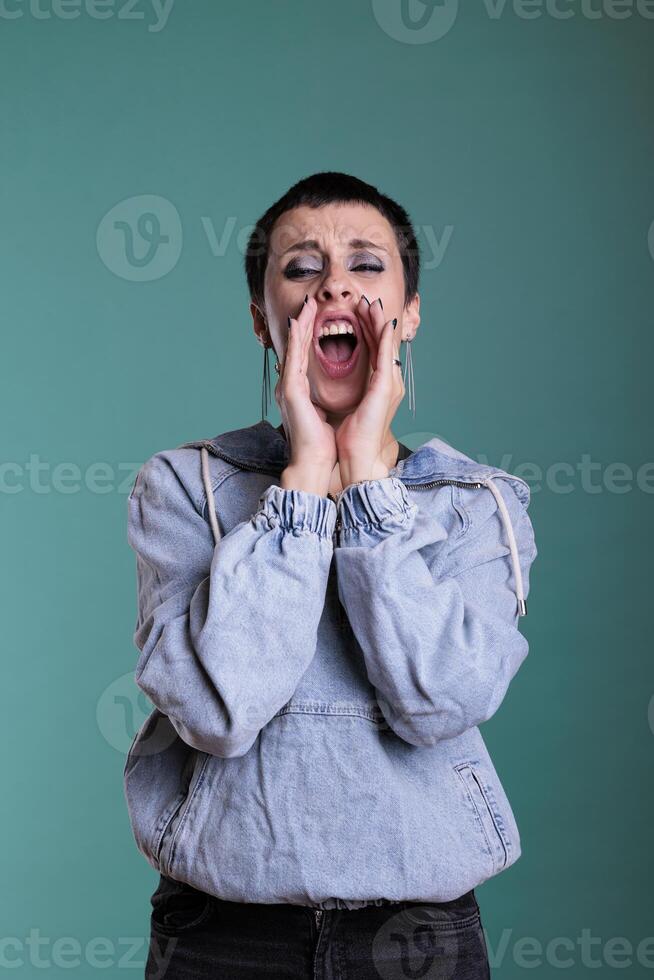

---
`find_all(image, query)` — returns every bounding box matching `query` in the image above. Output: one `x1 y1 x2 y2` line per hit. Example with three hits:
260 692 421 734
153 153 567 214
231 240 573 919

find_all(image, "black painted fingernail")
287 316 292 329
362 295 370 305
378 298 383 310
392 318 397 329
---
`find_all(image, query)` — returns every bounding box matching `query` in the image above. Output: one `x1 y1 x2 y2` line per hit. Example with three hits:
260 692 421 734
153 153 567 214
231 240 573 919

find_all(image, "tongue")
321 336 353 363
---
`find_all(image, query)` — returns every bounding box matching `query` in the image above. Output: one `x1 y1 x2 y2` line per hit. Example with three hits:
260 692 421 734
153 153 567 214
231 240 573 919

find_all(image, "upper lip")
313 308 361 345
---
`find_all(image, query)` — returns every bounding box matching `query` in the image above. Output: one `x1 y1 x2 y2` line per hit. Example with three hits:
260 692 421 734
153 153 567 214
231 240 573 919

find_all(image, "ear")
251 302 269 348
402 291 421 341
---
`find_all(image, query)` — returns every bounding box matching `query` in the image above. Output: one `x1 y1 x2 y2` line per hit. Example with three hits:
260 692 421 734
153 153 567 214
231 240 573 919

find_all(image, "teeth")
319 321 355 338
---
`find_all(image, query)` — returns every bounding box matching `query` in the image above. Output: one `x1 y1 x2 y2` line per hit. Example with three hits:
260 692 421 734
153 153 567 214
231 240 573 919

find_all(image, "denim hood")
183 420 530 617
124 418 538 909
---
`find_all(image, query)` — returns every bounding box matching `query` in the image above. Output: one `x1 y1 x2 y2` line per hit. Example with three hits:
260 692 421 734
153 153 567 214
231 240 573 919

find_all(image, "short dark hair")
244 171 420 312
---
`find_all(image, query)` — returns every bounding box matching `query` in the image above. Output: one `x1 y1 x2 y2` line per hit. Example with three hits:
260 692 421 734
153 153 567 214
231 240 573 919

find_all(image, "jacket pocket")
123 709 198 871
156 751 212 878
454 762 509 875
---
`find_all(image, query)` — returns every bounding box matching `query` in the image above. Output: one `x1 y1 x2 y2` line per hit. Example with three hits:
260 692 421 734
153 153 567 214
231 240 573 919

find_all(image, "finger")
372 322 403 430
386 318 403 378
389 322 406 403
288 294 314 375
375 317 396 388
390 318 402 368
300 295 316 370
283 311 303 382
367 297 387 344
356 296 378 371
284 296 312 378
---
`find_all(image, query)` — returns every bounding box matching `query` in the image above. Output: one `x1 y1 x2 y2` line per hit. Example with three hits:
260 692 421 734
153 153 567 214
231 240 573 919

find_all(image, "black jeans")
145 873 491 979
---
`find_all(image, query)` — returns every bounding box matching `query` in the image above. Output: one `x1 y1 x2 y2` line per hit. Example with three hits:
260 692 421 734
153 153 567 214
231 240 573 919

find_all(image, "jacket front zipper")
329 481 485 549
408 479 484 491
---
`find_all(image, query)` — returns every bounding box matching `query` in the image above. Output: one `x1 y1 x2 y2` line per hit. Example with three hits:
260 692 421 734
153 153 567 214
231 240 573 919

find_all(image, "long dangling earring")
403 336 416 418
261 345 281 420
261 345 271 421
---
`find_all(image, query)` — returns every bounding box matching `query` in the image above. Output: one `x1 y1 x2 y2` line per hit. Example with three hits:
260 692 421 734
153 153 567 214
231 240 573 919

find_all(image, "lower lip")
313 332 362 379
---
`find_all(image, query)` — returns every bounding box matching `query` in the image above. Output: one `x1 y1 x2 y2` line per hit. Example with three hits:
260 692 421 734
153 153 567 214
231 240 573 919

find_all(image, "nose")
316 268 355 304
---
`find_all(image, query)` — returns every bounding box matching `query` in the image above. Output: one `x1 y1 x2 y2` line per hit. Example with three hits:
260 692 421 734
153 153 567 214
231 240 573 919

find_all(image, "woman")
124 172 537 979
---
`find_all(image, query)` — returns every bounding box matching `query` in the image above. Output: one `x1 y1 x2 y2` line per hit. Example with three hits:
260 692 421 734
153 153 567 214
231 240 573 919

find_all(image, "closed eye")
284 257 385 279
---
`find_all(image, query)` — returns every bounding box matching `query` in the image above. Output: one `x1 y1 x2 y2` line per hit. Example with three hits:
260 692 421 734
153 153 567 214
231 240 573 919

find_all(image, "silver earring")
261 346 272 421
403 337 416 418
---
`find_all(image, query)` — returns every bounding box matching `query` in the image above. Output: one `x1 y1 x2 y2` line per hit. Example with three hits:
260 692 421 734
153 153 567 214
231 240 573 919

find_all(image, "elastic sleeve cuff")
337 476 415 533
255 484 337 538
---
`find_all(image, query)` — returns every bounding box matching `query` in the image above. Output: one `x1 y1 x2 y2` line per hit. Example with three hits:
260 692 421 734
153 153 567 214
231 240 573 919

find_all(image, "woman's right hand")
275 295 337 497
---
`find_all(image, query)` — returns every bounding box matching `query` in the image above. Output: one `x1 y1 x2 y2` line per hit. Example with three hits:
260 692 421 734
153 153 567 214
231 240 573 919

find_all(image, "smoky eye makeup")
348 251 385 272
283 250 385 279
284 256 322 279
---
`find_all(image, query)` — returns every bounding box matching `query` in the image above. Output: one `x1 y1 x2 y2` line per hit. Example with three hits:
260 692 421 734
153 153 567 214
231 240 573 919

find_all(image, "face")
251 202 420 418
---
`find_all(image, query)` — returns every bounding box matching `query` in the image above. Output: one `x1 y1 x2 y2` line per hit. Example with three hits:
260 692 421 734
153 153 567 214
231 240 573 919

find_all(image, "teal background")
2 1 653 975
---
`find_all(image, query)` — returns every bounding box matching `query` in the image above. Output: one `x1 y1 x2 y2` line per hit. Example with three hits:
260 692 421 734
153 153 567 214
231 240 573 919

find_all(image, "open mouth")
318 331 358 364
313 316 363 379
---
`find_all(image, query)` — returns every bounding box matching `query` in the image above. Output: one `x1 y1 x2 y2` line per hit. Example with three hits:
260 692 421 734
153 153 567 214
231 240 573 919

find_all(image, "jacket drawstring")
201 446 221 545
201 446 526 616
482 476 527 617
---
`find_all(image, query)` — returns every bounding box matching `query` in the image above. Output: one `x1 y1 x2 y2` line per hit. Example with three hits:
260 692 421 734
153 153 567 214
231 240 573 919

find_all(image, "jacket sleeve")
127 452 337 758
333 475 537 746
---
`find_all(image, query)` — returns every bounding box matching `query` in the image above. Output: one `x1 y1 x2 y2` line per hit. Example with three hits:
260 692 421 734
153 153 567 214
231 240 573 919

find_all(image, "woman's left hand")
335 296 405 488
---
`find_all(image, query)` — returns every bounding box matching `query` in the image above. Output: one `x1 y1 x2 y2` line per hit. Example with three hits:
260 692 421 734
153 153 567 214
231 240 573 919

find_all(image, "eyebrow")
282 238 390 255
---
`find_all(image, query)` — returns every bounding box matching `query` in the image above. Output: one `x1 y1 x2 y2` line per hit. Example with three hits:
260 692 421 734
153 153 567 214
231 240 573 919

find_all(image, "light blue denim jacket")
124 419 537 910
